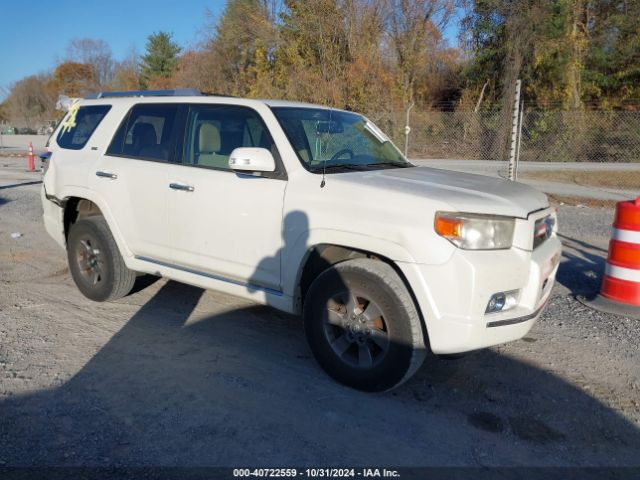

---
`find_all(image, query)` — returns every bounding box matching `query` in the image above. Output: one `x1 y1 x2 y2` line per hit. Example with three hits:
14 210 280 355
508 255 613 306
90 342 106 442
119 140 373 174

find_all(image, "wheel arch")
63 197 102 240
60 190 132 260
293 242 430 348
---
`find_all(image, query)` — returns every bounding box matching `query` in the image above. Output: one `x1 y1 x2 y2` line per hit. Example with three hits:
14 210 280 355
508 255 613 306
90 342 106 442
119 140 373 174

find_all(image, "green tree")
140 32 181 88
460 0 539 109
461 0 640 110
583 0 640 106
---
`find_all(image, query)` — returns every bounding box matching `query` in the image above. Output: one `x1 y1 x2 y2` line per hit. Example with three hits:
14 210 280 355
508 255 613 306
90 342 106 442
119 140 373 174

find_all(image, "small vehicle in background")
17 127 38 135
38 125 55 136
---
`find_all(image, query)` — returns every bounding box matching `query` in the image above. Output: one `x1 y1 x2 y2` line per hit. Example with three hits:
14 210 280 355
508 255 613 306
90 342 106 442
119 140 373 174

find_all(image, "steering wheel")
330 149 354 163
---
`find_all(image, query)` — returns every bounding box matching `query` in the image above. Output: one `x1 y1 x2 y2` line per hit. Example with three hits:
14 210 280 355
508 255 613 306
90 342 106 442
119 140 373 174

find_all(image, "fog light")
486 293 506 313
486 290 519 314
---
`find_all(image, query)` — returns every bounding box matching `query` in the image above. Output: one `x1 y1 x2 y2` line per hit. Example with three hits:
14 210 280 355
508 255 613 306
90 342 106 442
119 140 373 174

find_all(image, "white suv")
41 90 561 391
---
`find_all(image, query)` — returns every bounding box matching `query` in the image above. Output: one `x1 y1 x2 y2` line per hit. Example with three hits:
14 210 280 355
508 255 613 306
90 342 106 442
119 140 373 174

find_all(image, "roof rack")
85 89 202 99
201 91 237 98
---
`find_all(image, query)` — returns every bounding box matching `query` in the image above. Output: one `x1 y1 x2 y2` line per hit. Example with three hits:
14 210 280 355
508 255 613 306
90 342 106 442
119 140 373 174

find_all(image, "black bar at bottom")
1 467 639 480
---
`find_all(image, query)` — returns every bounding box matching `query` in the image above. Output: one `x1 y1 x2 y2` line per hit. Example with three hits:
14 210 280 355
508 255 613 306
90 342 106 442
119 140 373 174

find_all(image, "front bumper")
399 230 561 354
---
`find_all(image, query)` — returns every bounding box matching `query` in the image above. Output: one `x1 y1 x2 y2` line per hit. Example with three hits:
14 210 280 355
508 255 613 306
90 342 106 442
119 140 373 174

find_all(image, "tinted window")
57 105 111 150
182 105 275 170
107 104 179 161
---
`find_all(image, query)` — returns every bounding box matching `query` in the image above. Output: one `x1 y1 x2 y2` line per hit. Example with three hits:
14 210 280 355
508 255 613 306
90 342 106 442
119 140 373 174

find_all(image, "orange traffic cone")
581 196 640 319
27 142 35 172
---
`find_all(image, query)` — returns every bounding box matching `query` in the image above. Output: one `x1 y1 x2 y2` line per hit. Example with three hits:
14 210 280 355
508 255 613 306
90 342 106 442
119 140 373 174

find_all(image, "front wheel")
67 216 136 302
303 258 426 392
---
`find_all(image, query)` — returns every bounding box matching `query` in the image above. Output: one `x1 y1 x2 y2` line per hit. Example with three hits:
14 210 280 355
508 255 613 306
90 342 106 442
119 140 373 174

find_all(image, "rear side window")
107 104 180 161
57 105 111 150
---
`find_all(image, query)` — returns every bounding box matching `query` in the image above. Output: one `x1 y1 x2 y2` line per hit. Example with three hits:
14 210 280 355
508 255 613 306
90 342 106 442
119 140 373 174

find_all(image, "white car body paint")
42 95 561 354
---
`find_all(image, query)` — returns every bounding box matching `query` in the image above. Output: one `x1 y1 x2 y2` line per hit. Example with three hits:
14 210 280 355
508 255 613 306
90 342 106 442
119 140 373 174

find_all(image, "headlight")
434 212 515 250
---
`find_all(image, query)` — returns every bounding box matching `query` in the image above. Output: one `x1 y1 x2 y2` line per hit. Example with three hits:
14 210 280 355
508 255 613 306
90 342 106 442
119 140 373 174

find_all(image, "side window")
107 104 179 161
182 105 275 170
57 105 111 150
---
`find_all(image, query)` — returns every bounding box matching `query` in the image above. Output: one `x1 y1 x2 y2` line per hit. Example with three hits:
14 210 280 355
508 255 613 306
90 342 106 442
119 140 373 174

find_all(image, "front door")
166 104 286 291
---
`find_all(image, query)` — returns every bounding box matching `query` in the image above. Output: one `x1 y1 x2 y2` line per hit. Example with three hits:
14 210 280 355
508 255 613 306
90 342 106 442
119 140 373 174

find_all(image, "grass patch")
522 170 640 190
548 194 617 209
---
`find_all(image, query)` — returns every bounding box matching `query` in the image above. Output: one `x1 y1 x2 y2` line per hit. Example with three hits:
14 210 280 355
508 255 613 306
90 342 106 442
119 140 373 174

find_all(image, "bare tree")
111 46 141 90
66 38 115 86
382 0 455 105
4 74 57 129
0 97 8 123
112 46 140 90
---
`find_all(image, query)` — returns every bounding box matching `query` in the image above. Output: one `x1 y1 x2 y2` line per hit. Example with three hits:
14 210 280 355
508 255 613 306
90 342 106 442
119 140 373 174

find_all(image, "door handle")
95 171 117 179
169 182 195 192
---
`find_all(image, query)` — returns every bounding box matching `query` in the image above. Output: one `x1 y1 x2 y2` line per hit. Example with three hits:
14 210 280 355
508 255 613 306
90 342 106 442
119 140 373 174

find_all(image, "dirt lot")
0 156 639 468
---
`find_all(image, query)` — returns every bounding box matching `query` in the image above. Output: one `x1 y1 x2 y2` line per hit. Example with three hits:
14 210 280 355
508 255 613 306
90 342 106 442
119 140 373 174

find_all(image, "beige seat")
197 122 228 169
298 148 311 163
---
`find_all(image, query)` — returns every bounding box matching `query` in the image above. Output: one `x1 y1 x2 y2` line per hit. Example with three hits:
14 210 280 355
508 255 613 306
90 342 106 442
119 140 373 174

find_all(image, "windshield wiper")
365 162 412 169
310 163 370 173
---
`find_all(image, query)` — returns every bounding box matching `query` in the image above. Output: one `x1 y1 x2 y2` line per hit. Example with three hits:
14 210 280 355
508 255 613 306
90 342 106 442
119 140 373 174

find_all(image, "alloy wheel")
323 291 390 369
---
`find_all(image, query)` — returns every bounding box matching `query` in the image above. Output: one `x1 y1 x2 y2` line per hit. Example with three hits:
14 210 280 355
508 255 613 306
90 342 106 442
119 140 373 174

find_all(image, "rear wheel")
303 258 426 392
67 216 136 302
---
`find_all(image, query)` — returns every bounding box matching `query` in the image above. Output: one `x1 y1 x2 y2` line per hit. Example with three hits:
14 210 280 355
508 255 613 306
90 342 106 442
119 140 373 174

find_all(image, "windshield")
271 107 412 172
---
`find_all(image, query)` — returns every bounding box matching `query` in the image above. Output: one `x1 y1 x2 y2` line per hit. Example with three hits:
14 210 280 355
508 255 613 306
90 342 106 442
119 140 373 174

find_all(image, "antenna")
320 106 333 188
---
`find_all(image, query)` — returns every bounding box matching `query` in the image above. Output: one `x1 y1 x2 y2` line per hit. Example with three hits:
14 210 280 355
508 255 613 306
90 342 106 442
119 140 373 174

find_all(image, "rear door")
165 103 287 291
89 103 182 263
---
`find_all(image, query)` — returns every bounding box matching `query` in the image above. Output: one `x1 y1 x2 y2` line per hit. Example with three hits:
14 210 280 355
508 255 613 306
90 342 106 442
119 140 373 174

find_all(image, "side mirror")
229 147 276 173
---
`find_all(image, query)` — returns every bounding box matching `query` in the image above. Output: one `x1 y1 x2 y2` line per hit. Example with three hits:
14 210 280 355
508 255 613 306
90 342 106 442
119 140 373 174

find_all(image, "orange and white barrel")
599 197 640 306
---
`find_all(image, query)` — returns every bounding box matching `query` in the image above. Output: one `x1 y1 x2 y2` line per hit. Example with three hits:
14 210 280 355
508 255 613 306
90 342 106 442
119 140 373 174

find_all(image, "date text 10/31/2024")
233 468 401 478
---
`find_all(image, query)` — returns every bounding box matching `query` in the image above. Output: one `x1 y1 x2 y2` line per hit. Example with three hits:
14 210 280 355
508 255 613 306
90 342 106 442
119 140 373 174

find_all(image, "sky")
0 0 460 99
0 0 225 96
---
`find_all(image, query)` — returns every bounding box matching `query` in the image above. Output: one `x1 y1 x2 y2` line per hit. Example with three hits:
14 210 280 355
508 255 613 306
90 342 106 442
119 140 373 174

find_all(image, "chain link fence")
381 109 640 198
519 111 640 163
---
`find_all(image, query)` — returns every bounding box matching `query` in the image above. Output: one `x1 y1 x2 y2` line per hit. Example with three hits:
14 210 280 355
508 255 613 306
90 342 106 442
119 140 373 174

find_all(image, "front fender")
281 228 418 299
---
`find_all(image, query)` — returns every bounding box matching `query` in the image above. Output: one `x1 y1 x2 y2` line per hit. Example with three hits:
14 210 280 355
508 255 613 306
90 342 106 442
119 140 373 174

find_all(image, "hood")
337 166 549 218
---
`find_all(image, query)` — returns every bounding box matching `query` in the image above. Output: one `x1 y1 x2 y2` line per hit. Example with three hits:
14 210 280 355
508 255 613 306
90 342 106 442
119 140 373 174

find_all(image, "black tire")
303 258 426 392
67 216 136 302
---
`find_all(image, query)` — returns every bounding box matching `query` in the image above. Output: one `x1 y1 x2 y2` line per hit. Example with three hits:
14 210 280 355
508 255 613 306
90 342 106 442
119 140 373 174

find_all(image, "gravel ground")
0 157 639 468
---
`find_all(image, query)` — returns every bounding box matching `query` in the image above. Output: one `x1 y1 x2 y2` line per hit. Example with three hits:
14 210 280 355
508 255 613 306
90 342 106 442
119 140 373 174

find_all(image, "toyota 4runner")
41 89 561 391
